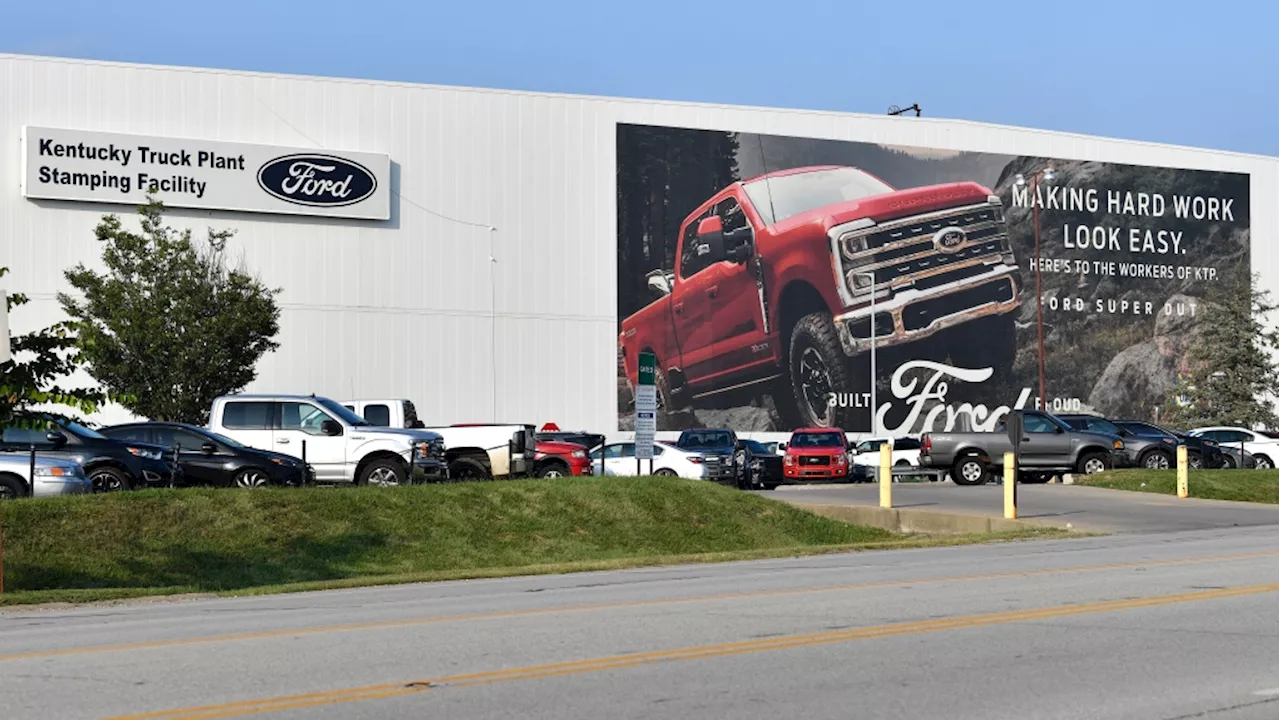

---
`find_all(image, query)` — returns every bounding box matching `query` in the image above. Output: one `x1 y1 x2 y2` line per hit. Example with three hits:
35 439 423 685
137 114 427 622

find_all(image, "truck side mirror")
695 216 726 263
511 430 528 454
320 420 342 437
646 272 672 298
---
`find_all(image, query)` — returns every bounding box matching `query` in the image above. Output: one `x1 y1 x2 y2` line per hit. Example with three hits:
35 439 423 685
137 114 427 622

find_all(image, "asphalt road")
762 481 1280 533
1 527 1276 720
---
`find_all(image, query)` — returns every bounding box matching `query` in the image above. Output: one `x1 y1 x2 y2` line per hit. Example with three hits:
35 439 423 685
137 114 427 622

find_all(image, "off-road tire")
952 455 989 486
787 312 863 429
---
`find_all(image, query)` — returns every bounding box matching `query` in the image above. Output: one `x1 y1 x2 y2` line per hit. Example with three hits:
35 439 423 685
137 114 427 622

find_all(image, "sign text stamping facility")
20 126 390 221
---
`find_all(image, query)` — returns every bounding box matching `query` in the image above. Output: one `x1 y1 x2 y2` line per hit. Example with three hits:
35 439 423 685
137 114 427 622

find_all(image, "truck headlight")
572 450 587 459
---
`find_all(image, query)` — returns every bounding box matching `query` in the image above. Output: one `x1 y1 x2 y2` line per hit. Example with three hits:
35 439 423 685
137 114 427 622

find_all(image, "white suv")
1188 427 1277 470
208 394 447 485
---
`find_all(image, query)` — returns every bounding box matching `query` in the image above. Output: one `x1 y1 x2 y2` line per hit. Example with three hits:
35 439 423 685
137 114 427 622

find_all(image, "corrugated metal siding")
1 53 1276 434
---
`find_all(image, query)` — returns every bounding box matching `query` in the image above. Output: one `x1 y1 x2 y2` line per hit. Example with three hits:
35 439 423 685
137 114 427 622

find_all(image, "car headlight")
572 450 586 459
34 466 72 477
128 447 163 461
270 457 298 467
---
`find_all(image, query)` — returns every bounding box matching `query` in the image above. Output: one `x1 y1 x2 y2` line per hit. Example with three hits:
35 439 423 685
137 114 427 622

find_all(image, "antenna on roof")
888 104 922 117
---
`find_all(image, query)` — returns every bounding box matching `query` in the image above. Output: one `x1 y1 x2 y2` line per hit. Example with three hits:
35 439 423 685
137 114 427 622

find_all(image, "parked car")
783 428 851 482
99 422 311 487
530 439 593 477
848 436 922 481
590 440 708 479
1188 427 1277 470
0 413 178 492
740 439 784 490
535 430 606 454
0 454 91 499
919 410 1127 486
1111 421 1222 470
1057 414 1179 470
339 398 535 480
618 166 1021 429
209 395 446 486
673 428 744 486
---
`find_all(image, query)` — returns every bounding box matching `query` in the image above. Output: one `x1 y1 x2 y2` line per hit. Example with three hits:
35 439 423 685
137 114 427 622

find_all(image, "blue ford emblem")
934 227 967 252
257 154 377 207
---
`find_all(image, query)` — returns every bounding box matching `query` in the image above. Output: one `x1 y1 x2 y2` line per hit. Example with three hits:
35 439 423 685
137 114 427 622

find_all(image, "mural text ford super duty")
618 165 1024 430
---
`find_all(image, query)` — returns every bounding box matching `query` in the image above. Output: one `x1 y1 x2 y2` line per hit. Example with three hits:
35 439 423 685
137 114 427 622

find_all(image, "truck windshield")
743 167 894 226
678 430 734 449
790 432 845 448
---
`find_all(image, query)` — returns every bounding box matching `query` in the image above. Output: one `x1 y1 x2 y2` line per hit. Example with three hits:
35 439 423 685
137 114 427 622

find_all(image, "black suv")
100 422 311 487
0 413 178 492
1058 414 1179 470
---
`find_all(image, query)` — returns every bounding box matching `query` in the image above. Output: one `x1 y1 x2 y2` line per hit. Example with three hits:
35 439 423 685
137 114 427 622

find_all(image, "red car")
532 440 592 478
619 165 1021 430
783 428 850 481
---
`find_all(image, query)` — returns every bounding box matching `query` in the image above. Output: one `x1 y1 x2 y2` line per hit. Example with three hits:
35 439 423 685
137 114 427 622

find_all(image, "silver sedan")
0 454 92 499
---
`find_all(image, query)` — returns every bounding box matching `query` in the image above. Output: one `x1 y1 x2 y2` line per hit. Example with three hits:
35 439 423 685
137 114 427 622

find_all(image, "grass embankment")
1076 469 1278 504
0 476 1063 606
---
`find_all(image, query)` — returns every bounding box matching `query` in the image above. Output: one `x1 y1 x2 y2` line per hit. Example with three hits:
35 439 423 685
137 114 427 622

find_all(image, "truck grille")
702 455 733 477
802 456 831 466
843 205 1009 287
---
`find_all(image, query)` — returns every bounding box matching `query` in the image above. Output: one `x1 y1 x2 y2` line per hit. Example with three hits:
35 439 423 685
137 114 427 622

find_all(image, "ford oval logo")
257 154 377 208
933 227 967 253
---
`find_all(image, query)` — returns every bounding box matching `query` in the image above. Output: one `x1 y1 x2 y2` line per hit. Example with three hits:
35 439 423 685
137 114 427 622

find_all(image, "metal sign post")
634 352 657 475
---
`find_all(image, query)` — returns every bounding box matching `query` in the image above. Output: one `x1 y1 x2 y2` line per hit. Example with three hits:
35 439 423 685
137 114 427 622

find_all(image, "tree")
1162 272 1279 429
59 193 282 425
0 267 109 423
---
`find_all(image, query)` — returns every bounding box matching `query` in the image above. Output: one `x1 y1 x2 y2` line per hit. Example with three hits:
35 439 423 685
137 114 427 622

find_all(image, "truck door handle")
706 286 719 298
277 439 290 444
673 302 684 315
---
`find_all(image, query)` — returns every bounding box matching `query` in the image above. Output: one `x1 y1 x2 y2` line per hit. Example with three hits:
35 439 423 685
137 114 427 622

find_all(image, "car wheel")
89 466 132 493
0 473 26 500
1254 455 1274 470
360 458 406 487
536 462 570 478
1141 450 1172 470
233 468 271 488
448 457 490 481
1077 452 1109 475
1187 452 1203 470
788 312 864 430
1219 454 1236 470
952 456 989 486
654 468 677 477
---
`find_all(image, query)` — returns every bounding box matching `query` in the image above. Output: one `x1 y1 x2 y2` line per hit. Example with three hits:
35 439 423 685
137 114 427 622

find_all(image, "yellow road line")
104 583 1279 720
2 550 1272 664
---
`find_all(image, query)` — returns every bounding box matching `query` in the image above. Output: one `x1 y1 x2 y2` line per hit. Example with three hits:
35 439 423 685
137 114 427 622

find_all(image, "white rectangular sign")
0 286 9 365
21 126 391 221
634 385 657 460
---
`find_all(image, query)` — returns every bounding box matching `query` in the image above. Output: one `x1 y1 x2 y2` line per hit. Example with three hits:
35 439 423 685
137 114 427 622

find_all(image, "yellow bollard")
1176 445 1188 498
879 443 892 508
1003 452 1017 520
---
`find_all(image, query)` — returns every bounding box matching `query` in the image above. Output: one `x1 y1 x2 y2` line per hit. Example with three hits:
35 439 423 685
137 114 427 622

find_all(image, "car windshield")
316 398 370 426
742 167 895 226
790 432 845 448
52 417 108 439
678 431 734 448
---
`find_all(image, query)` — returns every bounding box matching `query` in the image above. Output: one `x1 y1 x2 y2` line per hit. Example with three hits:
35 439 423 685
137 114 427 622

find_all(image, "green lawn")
1076 469 1279 504
0 476 1064 606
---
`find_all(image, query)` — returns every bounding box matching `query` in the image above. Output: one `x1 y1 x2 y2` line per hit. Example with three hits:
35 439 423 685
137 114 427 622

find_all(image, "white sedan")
0 454 92 499
591 441 709 479
1187 427 1278 470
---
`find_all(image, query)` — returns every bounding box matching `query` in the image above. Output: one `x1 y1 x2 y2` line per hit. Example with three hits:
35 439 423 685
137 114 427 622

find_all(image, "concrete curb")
794 503 1056 535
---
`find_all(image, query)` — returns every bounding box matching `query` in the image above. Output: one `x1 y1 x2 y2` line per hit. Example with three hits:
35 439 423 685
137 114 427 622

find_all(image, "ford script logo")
933 227 967 253
257 154 377 208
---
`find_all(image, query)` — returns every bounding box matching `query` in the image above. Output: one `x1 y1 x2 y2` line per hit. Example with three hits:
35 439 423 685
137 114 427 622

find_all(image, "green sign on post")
634 351 657 465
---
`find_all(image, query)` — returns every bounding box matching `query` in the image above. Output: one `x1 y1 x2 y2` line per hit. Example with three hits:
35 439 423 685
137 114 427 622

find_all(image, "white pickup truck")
340 398 535 480
208 394 447 486
848 437 924 481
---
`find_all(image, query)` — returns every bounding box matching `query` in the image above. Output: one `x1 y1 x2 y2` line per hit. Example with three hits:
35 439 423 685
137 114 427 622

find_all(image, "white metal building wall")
1 53 1276 435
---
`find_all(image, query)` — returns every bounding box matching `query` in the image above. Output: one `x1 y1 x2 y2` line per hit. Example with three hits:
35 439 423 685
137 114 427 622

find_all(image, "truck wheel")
359 458 406 487
952 456 989 486
787 312 862 429
1076 452 1109 475
535 461 570 478
448 457 491 481
948 313 1016 378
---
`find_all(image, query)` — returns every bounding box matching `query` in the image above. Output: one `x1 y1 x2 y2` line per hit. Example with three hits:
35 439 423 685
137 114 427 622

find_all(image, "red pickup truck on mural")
618 165 1023 430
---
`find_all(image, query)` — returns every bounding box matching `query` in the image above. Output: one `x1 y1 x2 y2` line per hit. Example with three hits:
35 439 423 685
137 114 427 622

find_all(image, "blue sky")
4 0 1276 156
